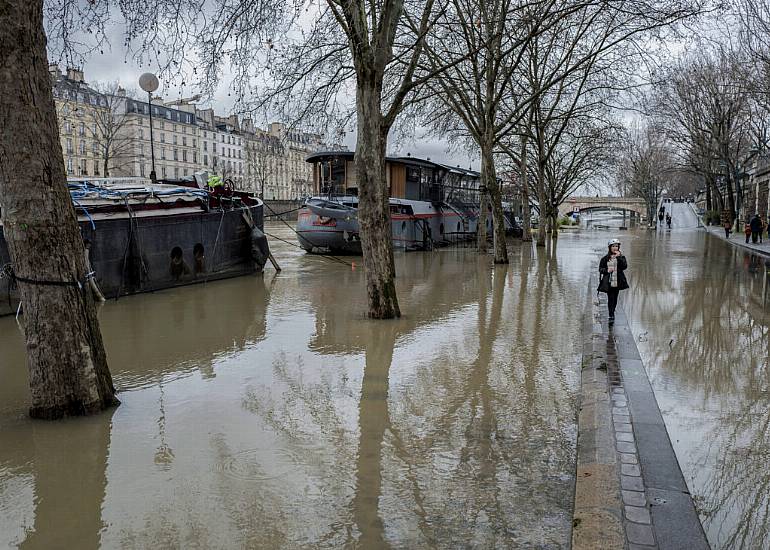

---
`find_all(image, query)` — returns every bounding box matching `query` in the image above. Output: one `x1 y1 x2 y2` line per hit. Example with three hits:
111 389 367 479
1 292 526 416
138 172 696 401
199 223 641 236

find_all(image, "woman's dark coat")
597 254 629 293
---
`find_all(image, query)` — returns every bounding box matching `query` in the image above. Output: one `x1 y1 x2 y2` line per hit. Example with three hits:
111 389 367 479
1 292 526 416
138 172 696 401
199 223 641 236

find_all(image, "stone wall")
262 200 305 221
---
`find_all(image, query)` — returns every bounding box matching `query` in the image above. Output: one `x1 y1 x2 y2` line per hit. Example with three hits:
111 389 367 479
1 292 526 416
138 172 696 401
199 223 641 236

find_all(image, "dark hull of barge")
0 204 263 317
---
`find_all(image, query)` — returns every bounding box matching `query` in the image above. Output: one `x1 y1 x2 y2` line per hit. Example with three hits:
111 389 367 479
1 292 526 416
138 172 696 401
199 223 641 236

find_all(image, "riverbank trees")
0 0 119 419
45 0 459 319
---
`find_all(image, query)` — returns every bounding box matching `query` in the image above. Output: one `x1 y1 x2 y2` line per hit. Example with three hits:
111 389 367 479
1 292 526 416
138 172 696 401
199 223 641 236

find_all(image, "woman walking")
598 238 629 323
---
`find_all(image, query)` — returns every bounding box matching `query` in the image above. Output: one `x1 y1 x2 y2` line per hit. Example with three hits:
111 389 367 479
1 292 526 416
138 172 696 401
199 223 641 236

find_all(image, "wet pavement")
1 216 769 549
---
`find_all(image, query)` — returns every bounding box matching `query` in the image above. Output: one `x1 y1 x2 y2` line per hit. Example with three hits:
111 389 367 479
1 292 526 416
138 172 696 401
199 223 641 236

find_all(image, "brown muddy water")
1 223 595 549
1 215 769 549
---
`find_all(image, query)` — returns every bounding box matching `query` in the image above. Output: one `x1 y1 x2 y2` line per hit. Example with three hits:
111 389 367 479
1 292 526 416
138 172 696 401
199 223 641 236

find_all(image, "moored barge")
0 175 265 316
297 152 519 254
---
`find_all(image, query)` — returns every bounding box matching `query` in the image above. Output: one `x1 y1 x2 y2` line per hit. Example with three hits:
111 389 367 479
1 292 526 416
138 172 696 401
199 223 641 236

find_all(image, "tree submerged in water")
0 0 119 419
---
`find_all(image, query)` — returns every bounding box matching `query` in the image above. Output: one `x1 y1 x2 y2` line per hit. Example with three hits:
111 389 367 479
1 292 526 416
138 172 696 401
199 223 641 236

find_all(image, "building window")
204 141 207 151
94 163 100 175
161 133 165 143
66 138 73 154
66 158 73 173
204 154 208 166
139 129 144 139
221 135 224 143
182 150 187 162
173 134 178 145
162 166 167 177
78 122 85 136
193 151 198 163
79 140 86 155
161 147 166 160
174 125 178 133
140 164 146 177
174 149 178 161
64 121 71 134
174 167 179 178
80 159 88 174
92 142 98 153
182 136 187 146
193 138 197 147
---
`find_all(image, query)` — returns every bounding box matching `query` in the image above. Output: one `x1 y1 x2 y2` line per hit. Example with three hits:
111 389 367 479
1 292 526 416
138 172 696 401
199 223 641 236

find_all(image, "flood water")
1 223 596 549
1 211 768 549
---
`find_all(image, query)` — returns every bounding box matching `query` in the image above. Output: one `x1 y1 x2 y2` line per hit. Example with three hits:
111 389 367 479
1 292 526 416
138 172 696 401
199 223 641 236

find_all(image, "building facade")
51 66 109 177
51 66 324 191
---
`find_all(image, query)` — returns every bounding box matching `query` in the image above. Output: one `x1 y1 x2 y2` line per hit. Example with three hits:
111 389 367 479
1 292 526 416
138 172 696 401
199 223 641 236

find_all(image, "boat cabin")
305 151 482 204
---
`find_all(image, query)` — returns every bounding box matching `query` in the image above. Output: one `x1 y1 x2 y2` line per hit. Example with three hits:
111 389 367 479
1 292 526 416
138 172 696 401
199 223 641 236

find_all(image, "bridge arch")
558 197 647 219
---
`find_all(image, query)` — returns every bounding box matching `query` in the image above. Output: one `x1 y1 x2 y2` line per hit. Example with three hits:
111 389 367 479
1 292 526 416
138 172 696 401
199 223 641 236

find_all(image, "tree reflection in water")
238 242 582 547
623 231 770 550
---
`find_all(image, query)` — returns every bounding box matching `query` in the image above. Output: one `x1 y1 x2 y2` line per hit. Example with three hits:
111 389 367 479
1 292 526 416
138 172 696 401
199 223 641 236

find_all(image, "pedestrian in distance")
723 218 732 239
761 216 767 244
750 213 762 244
598 238 629 324
666 213 672 229
658 210 664 228
745 220 752 244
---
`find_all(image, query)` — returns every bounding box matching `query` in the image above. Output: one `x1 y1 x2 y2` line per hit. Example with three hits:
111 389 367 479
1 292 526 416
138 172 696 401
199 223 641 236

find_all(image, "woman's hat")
608 238 621 247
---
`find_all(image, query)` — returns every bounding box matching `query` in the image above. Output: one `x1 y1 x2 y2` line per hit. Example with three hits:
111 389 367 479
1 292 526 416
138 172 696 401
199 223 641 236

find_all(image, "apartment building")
50 66 109 177
196 109 245 188
266 123 324 200
113 96 200 180
51 66 324 192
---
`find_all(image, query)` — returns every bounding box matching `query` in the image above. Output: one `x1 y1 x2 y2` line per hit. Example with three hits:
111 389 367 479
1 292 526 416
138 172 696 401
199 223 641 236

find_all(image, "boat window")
193 243 205 274
390 204 413 215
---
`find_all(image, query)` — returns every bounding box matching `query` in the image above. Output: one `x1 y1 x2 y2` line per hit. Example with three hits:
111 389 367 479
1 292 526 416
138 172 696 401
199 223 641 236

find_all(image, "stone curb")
572 277 710 550
572 279 624 550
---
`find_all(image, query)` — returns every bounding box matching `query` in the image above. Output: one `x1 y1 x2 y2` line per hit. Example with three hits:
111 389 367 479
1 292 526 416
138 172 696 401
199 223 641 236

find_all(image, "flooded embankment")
1 215 768 549
1 224 604 549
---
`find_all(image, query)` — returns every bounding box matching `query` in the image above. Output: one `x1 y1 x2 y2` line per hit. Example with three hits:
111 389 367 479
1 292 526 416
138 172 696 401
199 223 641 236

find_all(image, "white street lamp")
139 73 160 182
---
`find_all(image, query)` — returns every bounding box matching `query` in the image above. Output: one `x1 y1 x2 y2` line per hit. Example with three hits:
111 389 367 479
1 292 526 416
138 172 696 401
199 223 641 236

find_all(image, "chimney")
66 67 85 83
116 86 127 97
48 64 61 79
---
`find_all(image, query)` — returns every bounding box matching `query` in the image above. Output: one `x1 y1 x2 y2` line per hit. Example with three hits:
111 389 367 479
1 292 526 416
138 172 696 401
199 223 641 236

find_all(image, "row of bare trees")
0 0 709 417
622 2 770 226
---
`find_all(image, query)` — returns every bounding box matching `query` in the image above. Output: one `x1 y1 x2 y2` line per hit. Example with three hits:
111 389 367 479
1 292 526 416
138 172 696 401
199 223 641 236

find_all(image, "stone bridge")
558 197 647 219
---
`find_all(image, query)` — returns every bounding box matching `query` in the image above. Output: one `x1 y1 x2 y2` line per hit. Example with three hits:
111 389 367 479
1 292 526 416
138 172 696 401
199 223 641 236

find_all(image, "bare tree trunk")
356 82 400 319
706 178 712 212
551 211 558 240
0 0 119 418
725 171 736 217
477 191 489 254
481 142 508 263
520 134 532 242
535 165 547 247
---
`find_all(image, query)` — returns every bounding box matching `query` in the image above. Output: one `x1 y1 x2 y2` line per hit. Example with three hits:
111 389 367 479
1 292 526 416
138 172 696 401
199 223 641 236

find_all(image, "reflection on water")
3 218 769 548
0 223 590 548
622 224 770 550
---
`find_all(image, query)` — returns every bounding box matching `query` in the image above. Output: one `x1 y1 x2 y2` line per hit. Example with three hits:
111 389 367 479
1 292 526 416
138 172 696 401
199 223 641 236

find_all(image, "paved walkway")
702 223 770 257
572 280 709 550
